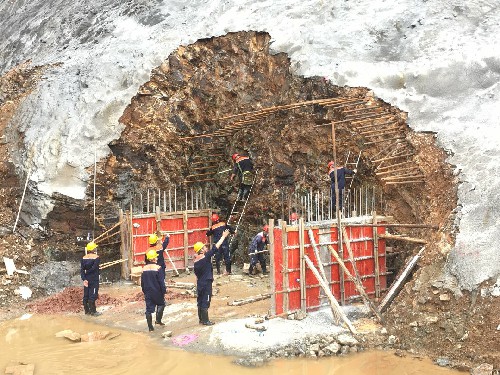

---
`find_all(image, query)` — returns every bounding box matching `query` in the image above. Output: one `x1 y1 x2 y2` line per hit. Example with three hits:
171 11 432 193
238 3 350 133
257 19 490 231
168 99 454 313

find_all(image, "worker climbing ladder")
227 172 257 251
341 150 362 217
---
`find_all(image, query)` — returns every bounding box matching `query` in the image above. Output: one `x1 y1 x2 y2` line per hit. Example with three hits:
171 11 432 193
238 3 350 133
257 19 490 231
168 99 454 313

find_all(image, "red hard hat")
290 212 298 220
211 213 219 222
262 224 269 232
232 153 239 161
328 161 335 168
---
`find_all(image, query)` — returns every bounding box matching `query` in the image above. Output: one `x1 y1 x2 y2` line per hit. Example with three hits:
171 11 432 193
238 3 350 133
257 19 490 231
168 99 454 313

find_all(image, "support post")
304 255 357 333
331 121 344 305
308 229 340 322
328 245 383 322
119 209 130 279
372 211 381 298
298 218 306 313
183 211 189 270
268 219 276 315
281 220 289 314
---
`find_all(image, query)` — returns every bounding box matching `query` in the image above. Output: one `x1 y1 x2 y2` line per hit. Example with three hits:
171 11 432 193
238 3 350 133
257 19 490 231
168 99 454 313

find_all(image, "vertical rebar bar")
190 187 193 210
174 185 177 212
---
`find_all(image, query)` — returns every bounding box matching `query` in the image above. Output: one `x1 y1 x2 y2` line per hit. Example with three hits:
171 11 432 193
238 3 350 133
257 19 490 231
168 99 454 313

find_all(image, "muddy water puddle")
0 315 463 375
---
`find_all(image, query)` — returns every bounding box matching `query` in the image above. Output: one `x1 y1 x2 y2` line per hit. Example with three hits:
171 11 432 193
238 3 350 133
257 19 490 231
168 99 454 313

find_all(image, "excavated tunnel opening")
100 31 458 289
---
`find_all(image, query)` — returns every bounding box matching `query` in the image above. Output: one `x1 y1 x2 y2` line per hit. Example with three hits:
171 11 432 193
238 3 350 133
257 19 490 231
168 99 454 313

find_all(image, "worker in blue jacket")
147 233 170 283
328 161 356 214
248 225 269 276
193 229 230 325
206 213 235 276
81 241 101 316
141 249 167 331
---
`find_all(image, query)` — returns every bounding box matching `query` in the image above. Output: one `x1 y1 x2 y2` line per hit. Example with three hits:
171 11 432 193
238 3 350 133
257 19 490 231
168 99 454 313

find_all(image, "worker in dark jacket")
193 229 230 325
141 249 167 331
206 213 235 276
328 161 356 214
248 225 270 276
230 153 254 201
81 241 101 316
147 233 170 283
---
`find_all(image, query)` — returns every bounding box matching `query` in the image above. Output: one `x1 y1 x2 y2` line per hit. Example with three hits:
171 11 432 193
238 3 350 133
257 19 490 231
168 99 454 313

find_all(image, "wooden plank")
298 218 306 313
379 247 425 312
372 211 381 298
328 244 383 322
304 255 357 334
228 293 272 306
308 229 343 324
378 233 428 244
183 211 189 270
268 219 276 315
281 220 289 314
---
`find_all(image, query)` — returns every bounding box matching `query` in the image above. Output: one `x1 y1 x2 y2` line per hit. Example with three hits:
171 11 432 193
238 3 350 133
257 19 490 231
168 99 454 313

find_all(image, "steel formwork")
269 216 388 316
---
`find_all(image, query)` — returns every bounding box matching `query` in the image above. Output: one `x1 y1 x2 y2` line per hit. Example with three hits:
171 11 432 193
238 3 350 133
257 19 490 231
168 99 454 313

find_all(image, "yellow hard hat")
149 234 159 245
86 242 98 251
146 249 158 260
193 242 205 253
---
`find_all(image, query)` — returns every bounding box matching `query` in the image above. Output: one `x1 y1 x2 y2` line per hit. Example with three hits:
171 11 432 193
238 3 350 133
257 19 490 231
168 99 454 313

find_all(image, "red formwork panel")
329 227 341 300
272 227 284 315
304 228 321 311
160 215 185 272
131 212 210 271
186 215 209 268
272 221 388 314
286 229 302 312
132 216 159 264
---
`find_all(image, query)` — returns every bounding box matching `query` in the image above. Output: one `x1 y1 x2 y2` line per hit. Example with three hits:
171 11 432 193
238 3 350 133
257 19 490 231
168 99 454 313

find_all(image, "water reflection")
0 315 462 375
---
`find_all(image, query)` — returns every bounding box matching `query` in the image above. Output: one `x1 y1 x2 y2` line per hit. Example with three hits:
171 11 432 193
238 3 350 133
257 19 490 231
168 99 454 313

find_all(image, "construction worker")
248 225 269 276
148 233 170 283
141 249 167 332
328 161 356 214
193 229 230 326
81 241 101 316
230 153 254 201
206 213 235 275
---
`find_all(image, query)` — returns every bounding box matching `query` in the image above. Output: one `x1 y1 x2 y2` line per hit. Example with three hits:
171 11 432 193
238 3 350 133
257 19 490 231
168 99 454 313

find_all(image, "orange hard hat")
290 212 298 220
211 213 219 222
328 161 335 168
232 153 239 161
262 224 269 232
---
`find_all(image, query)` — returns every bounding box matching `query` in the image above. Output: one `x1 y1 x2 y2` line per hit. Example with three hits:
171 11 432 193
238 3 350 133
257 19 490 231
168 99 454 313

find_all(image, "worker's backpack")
241 170 254 185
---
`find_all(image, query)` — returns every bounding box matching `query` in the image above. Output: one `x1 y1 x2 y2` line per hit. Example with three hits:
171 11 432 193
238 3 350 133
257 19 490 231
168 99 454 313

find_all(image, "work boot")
146 313 154 332
225 263 232 275
83 300 90 315
200 308 214 326
155 305 165 326
89 301 102 316
198 307 202 324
